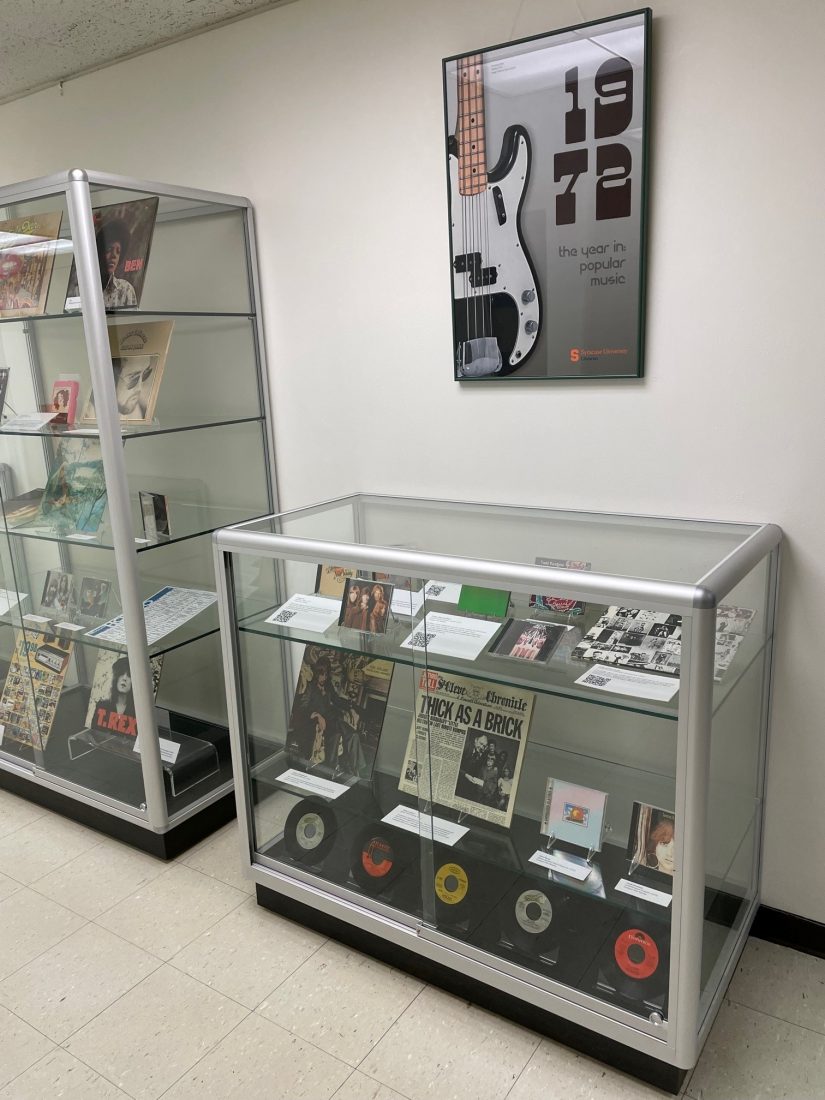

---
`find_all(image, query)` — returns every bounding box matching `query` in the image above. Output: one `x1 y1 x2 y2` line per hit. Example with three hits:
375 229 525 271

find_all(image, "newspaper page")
398 669 534 828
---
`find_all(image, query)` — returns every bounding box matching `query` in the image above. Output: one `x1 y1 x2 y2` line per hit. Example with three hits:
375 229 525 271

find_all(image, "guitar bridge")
457 337 503 378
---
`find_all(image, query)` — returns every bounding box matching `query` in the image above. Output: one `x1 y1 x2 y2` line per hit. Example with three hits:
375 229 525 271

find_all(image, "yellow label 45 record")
284 799 337 864
435 862 470 906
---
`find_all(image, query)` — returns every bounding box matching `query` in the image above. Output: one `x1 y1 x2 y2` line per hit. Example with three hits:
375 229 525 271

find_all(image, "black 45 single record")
350 822 416 895
499 878 572 958
600 910 670 1010
284 799 338 865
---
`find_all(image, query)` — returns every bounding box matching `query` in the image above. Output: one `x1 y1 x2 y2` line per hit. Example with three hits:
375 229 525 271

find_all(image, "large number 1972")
554 58 634 225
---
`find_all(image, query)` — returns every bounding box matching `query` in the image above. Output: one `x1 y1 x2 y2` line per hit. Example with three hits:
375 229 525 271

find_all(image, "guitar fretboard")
456 53 487 196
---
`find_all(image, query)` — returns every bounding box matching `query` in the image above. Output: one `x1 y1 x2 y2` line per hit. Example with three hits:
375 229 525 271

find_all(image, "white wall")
0 0 822 920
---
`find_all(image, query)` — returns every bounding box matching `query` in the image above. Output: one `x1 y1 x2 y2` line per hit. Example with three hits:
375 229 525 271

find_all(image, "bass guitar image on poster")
448 52 541 378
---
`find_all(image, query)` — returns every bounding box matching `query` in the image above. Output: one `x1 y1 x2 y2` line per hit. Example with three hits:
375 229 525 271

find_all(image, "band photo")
338 577 394 634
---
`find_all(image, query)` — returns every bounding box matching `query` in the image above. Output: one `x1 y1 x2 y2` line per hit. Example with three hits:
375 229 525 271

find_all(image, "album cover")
49 378 80 428
627 801 675 879
338 578 393 634
40 570 76 615
139 490 171 543
65 197 159 310
315 564 359 599
36 438 107 533
540 778 608 853
85 651 164 739
81 321 173 425
530 558 591 615
78 577 112 619
1 488 43 526
398 668 533 828
489 618 567 663
0 212 63 319
0 367 9 417
0 630 73 749
287 644 394 781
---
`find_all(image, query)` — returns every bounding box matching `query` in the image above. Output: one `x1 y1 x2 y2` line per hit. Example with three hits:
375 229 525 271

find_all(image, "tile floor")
0 787 823 1099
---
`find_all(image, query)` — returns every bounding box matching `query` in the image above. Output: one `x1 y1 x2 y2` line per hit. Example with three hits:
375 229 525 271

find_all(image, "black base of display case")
0 766 236 859
256 882 688 1095
752 905 825 961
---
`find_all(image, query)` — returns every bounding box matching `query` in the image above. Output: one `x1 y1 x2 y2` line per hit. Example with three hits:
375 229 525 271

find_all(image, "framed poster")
444 9 650 380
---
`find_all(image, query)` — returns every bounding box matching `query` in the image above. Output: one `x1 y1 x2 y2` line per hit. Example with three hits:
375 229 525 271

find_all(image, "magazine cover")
529 558 591 615
65 197 159 310
85 651 163 738
81 321 173 425
0 212 63 319
398 669 534 828
0 630 73 750
287 644 394 781
36 438 107 534
627 801 675 879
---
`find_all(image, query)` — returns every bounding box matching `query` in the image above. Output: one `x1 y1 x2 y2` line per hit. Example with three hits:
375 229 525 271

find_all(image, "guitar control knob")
524 319 538 334
521 289 535 304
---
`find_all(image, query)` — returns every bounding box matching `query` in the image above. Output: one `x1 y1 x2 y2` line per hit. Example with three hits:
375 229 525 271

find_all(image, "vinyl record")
350 823 414 895
602 913 669 1006
284 799 337 865
433 852 495 928
499 880 566 956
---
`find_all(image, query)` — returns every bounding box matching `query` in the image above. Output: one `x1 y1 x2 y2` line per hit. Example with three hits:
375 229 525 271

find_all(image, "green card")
457 585 510 618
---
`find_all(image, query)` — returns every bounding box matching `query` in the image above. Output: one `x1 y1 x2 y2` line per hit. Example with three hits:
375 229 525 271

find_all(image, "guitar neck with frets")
456 54 488 196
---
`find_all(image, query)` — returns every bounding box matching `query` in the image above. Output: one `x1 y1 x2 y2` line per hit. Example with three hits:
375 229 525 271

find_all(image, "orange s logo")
569 348 580 362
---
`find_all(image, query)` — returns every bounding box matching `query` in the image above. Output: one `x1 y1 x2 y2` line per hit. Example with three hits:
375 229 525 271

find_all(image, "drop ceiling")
0 0 293 105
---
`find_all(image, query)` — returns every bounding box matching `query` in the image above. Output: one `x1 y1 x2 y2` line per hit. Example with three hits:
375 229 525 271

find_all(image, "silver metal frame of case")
213 494 781 1071
0 168 278 836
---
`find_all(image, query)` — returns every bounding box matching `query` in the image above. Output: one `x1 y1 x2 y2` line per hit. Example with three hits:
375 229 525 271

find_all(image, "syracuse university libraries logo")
569 346 630 364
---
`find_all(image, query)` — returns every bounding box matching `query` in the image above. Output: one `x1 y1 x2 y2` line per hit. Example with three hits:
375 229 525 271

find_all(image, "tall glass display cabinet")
215 495 780 1091
0 169 276 856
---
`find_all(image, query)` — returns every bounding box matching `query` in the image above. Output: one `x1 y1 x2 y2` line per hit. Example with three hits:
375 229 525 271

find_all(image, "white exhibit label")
23 614 51 624
390 587 425 617
400 612 502 661
422 580 462 603
382 804 469 846
1 412 57 431
529 849 592 880
615 877 673 907
574 664 680 702
276 768 350 800
133 736 180 765
265 594 341 634
0 589 26 616
66 533 98 541
55 622 84 632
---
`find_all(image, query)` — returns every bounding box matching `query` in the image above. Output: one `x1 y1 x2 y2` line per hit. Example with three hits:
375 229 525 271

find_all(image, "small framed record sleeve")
541 778 608 852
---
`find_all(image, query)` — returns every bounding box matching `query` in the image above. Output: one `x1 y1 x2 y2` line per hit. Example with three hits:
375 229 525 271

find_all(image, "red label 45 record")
614 927 659 980
350 823 413 894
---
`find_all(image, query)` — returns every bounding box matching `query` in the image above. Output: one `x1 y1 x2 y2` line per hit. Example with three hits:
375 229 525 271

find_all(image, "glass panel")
242 495 760 586
700 551 775 1022
234 545 426 923
86 185 252 315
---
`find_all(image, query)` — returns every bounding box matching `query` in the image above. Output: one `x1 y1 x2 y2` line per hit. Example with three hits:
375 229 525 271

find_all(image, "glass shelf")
0 309 255 327
0 413 265 441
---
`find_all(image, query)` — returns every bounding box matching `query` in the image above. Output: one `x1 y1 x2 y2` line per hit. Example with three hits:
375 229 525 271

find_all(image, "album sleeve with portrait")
81 320 174 425
627 801 676 880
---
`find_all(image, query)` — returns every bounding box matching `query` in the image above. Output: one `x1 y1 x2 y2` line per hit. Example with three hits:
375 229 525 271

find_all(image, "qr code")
426 584 445 597
583 673 610 687
271 609 296 624
410 631 436 648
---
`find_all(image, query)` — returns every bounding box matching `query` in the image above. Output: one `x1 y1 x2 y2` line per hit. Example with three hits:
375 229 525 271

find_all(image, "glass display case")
0 169 276 855
214 495 780 1090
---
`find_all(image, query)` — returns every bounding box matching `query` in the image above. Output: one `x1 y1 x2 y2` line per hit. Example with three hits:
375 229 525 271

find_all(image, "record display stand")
216 492 781 1090
0 168 277 857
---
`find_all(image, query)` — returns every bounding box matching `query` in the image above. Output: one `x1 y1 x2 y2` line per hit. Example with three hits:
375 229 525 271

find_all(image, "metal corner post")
671 604 716 1066
65 170 168 831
